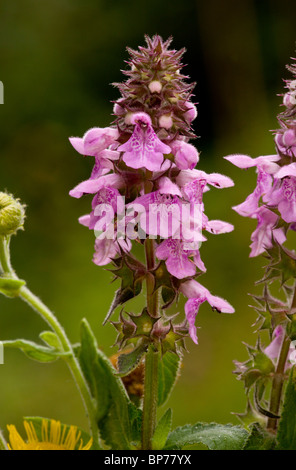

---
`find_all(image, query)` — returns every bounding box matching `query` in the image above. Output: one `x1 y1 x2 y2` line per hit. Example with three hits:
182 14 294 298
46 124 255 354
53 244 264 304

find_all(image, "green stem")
267 334 291 432
267 286 296 432
141 345 159 450
0 236 101 448
0 236 13 274
142 238 159 450
18 286 100 445
0 430 8 450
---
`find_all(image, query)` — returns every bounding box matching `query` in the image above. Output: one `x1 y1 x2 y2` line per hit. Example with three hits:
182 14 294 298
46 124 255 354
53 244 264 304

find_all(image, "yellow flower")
7 419 93 450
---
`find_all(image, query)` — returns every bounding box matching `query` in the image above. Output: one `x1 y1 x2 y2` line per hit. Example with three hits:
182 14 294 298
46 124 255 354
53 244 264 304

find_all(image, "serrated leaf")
23 416 99 450
2 339 66 362
276 368 296 450
243 423 276 450
164 423 248 450
0 277 26 298
116 342 148 377
158 351 181 407
77 318 135 450
152 408 172 450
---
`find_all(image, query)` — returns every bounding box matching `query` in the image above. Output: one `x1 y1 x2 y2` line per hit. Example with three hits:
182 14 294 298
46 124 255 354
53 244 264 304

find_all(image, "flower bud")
283 92 296 108
148 80 162 93
159 114 173 129
0 192 25 236
184 101 198 122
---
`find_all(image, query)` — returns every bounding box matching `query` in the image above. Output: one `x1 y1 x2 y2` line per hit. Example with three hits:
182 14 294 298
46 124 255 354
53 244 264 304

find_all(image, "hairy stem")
0 236 101 448
267 287 296 432
142 237 159 450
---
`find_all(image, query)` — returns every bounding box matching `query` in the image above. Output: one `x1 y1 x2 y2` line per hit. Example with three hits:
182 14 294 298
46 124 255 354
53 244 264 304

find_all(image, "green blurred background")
0 0 295 437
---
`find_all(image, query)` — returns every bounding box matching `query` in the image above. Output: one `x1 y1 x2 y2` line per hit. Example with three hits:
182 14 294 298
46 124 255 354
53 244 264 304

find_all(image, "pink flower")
69 173 124 199
117 112 171 171
93 236 131 266
130 190 183 238
224 154 280 218
180 279 235 344
275 128 296 158
249 207 280 257
69 127 119 157
156 239 205 279
264 325 295 370
169 140 199 170
176 169 234 190
224 154 280 174
268 163 296 223
78 186 124 231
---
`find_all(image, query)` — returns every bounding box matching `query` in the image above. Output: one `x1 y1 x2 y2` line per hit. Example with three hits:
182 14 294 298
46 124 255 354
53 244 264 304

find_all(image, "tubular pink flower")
117 112 171 171
130 190 183 238
78 187 124 231
169 140 199 170
176 169 234 190
93 236 131 266
249 207 279 257
232 169 274 218
180 280 234 344
275 128 296 158
69 127 119 157
224 154 280 174
69 173 124 199
156 239 205 279
264 325 295 370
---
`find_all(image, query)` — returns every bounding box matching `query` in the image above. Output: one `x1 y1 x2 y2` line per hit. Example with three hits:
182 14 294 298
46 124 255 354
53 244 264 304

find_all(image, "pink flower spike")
118 112 171 171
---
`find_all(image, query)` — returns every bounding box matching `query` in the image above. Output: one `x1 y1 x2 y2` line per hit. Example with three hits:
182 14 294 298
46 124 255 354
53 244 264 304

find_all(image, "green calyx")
0 192 25 236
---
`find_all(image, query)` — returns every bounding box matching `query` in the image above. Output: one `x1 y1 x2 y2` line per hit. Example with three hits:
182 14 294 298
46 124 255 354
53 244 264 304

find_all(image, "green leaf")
23 416 100 450
128 402 142 447
0 277 25 298
164 423 248 450
152 408 172 450
158 351 181 407
276 368 296 450
77 318 136 450
116 342 148 377
243 423 276 450
39 331 62 350
2 339 67 362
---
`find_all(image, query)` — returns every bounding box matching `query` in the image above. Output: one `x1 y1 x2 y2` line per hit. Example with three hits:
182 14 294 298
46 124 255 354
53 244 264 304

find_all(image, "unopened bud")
184 101 198 122
148 80 162 93
159 114 173 129
283 92 296 108
0 193 25 236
